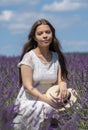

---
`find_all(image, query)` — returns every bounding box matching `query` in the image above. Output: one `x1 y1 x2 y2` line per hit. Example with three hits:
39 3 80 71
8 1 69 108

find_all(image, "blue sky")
0 0 88 56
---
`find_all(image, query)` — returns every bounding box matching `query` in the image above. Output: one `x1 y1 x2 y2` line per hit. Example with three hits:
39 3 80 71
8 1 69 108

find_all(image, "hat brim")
46 85 77 111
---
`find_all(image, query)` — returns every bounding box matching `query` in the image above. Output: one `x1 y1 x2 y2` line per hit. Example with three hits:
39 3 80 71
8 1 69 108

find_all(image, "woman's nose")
43 32 47 38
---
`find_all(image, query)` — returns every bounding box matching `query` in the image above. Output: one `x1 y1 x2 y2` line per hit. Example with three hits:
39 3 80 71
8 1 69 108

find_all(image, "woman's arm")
56 66 68 100
21 65 42 98
20 65 59 108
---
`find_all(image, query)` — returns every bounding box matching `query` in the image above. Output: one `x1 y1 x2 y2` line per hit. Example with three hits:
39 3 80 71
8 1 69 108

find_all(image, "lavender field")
0 53 88 130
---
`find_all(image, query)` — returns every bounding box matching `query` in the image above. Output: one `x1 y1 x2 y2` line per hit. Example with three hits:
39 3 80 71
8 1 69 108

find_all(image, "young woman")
13 19 68 130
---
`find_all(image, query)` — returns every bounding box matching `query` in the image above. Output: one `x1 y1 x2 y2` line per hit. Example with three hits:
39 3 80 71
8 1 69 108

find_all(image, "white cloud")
0 0 40 6
0 10 81 34
0 0 24 6
0 10 55 33
0 10 37 33
41 14 80 31
8 12 41 33
9 23 29 30
0 10 13 21
42 0 88 11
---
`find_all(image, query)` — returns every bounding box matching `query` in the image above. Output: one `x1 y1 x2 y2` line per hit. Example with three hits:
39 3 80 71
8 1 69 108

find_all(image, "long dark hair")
19 19 68 85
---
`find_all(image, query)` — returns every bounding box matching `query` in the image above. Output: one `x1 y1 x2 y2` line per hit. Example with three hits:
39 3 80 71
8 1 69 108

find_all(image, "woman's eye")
36 30 51 36
37 32 42 35
46 30 51 34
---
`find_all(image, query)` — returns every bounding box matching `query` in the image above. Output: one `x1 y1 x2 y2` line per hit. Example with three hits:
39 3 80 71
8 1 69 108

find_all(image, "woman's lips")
42 40 49 43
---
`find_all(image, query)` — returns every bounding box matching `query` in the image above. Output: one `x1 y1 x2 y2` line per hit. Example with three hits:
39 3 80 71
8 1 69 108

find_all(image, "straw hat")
46 85 77 111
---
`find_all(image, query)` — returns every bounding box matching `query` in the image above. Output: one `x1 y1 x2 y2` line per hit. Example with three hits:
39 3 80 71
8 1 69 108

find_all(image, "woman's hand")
42 94 61 109
59 82 68 100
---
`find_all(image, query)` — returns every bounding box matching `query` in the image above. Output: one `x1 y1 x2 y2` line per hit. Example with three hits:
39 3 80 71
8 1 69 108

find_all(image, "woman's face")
34 24 53 47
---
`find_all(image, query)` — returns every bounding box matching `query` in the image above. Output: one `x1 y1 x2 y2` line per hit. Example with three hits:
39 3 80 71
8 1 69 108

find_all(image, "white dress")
13 50 60 130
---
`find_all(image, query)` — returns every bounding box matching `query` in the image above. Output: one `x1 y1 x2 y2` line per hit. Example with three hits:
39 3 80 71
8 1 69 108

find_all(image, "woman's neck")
33 47 52 63
34 47 50 57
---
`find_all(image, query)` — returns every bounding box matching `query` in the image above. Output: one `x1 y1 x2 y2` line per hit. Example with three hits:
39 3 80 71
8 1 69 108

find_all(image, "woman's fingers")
55 88 60 97
48 95 62 109
59 89 68 100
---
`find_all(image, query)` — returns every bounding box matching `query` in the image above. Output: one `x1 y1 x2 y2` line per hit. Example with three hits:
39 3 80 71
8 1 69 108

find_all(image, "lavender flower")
0 53 88 130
